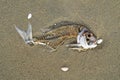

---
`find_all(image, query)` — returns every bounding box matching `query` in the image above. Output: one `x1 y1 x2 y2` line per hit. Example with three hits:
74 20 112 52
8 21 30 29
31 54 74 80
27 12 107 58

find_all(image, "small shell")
97 39 103 44
61 67 69 72
28 13 32 19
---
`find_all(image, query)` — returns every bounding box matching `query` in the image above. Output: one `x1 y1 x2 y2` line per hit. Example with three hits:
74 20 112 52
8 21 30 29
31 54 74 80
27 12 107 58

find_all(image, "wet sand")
0 0 120 80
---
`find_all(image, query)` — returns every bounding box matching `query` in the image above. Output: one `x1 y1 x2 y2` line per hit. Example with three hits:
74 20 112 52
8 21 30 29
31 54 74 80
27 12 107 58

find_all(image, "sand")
0 0 120 80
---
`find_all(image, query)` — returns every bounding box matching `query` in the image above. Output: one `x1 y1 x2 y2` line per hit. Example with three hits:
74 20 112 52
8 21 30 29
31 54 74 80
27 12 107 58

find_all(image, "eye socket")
86 38 89 41
88 34 91 37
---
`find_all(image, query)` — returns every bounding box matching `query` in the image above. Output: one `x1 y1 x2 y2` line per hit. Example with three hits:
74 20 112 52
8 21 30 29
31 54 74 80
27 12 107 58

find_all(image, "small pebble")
28 13 32 19
61 67 69 72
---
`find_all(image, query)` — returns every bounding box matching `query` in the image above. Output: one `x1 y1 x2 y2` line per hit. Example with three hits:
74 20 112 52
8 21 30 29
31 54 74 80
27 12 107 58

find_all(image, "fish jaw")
66 36 97 51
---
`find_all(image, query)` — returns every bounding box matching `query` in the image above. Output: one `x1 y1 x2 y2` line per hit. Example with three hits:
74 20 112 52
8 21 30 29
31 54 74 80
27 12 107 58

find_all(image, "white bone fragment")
97 39 103 44
61 67 69 72
28 13 32 19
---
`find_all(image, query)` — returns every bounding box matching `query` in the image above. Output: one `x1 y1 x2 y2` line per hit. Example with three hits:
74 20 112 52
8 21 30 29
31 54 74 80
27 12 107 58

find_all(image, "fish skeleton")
15 21 103 52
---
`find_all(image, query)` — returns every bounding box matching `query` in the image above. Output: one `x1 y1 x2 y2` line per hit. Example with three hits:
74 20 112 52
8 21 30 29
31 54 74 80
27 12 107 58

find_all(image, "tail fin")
15 23 34 45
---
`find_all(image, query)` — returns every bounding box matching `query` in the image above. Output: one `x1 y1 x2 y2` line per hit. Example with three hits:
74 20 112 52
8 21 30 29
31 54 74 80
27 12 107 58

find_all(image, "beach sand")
0 0 120 80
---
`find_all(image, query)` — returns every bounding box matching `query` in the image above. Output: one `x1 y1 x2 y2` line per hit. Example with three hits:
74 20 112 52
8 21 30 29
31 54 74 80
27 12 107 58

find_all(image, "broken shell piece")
61 67 69 72
96 39 103 44
28 13 32 19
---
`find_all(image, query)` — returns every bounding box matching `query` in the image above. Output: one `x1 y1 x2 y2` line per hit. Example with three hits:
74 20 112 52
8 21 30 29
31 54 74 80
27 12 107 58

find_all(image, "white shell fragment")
61 67 69 72
28 13 32 19
96 39 103 44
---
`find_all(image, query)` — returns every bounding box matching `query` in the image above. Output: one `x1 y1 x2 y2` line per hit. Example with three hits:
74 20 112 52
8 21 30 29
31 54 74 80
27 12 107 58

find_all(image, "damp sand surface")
0 0 120 80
